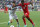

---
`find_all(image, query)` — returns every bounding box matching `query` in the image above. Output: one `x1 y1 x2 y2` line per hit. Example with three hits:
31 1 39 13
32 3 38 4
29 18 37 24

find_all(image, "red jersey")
18 2 30 13
5 7 8 11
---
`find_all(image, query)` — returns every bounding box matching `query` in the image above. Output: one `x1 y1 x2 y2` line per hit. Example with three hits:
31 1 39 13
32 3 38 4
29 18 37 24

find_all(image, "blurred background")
0 0 40 27
0 0 40 11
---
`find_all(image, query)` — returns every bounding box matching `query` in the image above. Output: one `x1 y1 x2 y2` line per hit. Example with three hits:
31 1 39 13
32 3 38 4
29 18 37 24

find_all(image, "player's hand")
32 7 34 9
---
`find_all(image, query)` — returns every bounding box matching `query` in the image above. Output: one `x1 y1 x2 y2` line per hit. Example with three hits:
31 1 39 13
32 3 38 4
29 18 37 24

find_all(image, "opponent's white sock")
8 21 10 25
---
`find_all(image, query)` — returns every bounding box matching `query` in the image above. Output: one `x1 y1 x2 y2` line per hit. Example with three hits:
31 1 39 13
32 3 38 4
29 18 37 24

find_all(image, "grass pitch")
0 11 40 27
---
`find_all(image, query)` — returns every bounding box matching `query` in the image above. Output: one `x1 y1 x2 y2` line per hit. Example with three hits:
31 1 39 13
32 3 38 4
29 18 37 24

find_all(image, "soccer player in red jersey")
17 0 35 27
4 5 8 13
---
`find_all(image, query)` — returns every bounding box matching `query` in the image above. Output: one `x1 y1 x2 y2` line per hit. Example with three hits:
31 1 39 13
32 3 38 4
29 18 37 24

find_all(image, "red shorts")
24 12 30 18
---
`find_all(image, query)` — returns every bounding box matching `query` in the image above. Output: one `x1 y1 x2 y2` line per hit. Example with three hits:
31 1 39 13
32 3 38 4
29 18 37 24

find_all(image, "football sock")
8 21 10 25
17 22 20 27
17 22 19 25
24 25 27 27
23 18 26 25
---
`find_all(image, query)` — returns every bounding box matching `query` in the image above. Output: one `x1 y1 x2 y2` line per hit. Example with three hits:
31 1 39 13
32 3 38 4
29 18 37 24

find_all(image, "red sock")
23 18 26 25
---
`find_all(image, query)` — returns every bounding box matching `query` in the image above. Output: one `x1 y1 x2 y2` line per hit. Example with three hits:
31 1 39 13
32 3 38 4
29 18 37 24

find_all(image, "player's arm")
26 2 33 5
26 2 30 5
17 7 21 11
26 0 33 6
9 8 11 10
11 7 17 10
8 6 12 10
15 4 21 11
16 3 21 6
30 0 34 9
30 1 33 6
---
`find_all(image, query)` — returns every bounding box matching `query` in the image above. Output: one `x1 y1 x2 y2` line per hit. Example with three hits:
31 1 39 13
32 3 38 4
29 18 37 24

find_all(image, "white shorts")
8 10 18 20
9 14 18 20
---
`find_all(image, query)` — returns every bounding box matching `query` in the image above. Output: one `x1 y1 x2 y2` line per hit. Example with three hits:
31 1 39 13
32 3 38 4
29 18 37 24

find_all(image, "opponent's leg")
16 19 20 27
27 17 34 27
8 20 13 25
22 15 27 27
14 14 20 27
26 16 35 27
25 13 35 27
8 15 13 25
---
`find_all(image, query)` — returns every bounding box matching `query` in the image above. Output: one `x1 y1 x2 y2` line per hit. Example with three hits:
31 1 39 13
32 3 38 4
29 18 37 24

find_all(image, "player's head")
21 0 24 5
12 1 16 6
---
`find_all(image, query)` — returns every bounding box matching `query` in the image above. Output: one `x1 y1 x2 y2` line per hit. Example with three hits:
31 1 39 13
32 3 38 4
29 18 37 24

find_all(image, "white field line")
0 22 7 24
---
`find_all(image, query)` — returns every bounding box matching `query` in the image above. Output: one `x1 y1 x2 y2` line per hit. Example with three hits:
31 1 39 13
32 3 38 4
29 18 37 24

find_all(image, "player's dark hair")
21 0 24 3
12 1 15 4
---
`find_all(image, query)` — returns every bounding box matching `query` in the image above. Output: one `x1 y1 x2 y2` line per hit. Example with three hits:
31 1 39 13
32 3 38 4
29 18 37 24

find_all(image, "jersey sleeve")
26 2 30 5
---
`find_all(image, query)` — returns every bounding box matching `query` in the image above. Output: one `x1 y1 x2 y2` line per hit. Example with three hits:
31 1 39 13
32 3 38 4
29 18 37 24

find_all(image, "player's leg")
26 16 34 27
25 13 35 27
27 17 34 27
22 15 27 27
8 15 13 25
14 14 20 27
16 19 20 27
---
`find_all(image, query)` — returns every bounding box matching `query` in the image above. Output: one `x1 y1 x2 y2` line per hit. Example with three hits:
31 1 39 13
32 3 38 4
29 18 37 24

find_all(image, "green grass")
0 11 40 27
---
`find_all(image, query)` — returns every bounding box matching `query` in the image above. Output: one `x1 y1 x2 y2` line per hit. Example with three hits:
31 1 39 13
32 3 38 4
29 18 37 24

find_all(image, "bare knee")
10 20 13 23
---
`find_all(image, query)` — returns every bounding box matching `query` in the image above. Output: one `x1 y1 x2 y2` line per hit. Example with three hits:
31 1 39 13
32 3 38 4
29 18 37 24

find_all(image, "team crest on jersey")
25 5 26 7
23 5 26 9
